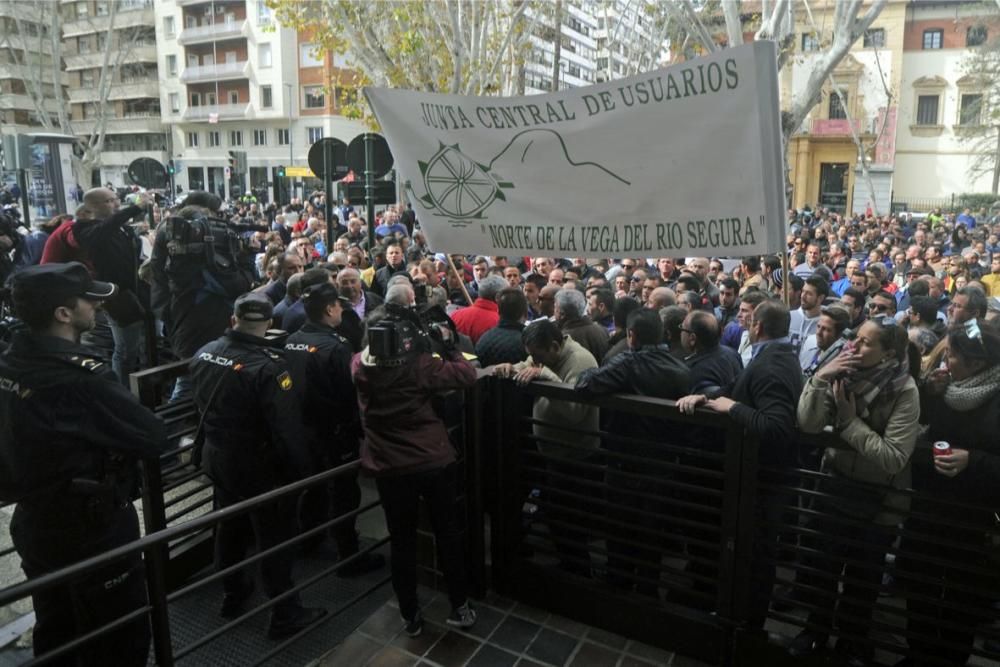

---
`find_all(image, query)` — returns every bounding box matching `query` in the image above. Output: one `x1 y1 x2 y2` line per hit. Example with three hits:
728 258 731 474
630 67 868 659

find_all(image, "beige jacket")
514 336 600 460
797 374 920 525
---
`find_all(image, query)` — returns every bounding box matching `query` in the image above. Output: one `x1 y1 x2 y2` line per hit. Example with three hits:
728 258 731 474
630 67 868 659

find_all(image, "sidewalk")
313 585 711 667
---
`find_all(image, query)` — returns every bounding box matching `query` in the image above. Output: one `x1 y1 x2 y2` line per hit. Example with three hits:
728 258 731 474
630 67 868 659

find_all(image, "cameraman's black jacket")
0 332 167 518
190 329 314 497
284 323 361 463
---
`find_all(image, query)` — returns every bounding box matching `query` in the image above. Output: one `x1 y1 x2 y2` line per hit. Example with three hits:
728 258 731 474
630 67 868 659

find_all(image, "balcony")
810 117 877 137
72 114 165 135
177 19 248 45
67 80 160 103
62 5 153 38
180 60 251 83
182 103 251 121
64 44 157 70
176 0 214 5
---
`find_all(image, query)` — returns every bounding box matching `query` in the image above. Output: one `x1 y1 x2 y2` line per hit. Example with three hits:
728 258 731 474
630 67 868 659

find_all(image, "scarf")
944 364 1000 412
843 357 910 419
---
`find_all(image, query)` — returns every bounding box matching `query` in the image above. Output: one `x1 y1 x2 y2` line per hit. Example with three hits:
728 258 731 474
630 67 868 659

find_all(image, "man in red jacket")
352 282 479 638
450 274 505 344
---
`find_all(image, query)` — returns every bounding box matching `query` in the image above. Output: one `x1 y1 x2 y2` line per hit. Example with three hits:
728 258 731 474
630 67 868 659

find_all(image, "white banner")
365 42 785 258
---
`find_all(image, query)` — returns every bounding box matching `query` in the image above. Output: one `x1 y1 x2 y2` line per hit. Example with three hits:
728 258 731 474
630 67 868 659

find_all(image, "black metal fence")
485 377 1000 667
4 370 1000 667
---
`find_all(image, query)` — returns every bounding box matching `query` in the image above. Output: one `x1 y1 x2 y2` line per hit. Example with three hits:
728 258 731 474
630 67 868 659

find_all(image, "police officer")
189 292 325 638
284 283 385 575
0 262 166 666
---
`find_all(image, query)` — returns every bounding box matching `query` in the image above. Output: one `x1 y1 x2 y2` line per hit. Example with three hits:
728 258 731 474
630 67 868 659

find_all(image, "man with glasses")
867 290 897 319
947 286 989 326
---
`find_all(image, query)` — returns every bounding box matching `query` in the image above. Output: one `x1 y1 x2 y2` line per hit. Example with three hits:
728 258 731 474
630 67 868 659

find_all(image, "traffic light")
276 165 286 178
228 150 238 173
167 160 176 175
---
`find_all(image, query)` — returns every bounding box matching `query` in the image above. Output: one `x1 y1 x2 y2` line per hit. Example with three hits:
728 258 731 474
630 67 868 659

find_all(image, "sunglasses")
867 302 891 312
621 264 635 269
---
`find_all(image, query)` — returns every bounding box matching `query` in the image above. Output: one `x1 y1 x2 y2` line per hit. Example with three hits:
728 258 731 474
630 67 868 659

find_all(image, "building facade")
153 0 366 203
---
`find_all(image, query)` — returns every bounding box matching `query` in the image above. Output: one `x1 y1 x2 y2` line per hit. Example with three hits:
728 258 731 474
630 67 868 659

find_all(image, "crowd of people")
3 188 1000 665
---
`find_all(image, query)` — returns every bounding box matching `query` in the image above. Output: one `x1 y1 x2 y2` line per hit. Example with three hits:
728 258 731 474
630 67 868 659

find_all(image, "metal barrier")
0 359 484 665
486 376 1000 667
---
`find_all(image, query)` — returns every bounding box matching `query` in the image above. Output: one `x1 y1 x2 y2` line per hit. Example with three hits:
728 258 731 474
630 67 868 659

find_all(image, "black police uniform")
189 327 317 631
0 331 166 666
284 321 365 559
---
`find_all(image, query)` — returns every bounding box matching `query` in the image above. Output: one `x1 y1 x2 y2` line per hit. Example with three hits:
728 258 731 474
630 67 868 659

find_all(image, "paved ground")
314 585 711 667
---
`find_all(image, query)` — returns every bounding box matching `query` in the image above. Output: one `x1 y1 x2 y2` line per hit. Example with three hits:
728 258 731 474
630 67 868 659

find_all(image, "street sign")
346 133 393 179
338 180 397 206
307 138 350 181
127 157 168 189
285 166 315 178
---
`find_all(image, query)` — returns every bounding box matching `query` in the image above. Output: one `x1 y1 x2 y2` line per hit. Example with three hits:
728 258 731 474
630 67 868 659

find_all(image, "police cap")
233 292 273 322
9 262 117 304
301 283 351 310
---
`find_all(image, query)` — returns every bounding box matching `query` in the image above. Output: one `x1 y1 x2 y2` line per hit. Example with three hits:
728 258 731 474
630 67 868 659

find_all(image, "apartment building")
154 0 365 203
0 2 64 134
893 1 1000 200
60 0 166 187
524 2 599 94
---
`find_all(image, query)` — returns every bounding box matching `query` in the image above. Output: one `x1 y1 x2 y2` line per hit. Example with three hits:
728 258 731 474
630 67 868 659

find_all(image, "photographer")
351 282 479 637
150 191 256 400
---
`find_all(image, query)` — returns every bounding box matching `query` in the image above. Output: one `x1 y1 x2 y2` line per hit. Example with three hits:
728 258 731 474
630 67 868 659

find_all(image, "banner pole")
447 255 474 306
781 251 790 306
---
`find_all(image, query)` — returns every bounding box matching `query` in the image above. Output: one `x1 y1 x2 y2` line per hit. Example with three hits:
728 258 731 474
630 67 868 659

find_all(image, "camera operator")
352 281 479 637
0 263 167 665
150 191 256 401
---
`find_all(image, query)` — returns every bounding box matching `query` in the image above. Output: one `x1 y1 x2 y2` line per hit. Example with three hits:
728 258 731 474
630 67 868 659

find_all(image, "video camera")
367 303 458 366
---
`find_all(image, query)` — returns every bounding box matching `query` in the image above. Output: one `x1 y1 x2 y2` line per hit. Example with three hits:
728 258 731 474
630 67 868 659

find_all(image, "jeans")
376 465 468 621
170 375 192 404
109 318 144 385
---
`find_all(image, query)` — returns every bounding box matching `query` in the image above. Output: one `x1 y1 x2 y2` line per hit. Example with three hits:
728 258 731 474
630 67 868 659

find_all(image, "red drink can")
933 441 952 457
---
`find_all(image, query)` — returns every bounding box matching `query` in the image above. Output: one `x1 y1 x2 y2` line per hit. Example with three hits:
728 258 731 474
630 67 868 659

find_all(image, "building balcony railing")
72 114 165 135
67 80 160 103
64 45 157 70
180 60 251 83
182 103 251 121
177 19 248 45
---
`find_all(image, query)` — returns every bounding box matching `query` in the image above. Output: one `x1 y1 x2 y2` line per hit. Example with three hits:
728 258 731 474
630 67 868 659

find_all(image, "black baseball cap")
301 283 351 309
233 292 274 322
9 262 116 303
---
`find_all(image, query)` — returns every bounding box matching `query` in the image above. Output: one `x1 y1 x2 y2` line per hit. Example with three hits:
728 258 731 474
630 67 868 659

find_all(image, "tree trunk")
993 128 1000 195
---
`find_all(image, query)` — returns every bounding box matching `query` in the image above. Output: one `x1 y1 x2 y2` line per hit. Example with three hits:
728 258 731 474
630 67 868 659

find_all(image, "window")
229 130 244 147
863 28 885 48
959 94 983 126
76 3 88 19
299 43 323 67
208 131 221 147
802 33 819 52
258 43 272 68
166 55 177 77
228 90 239 104
916 95 939 125
163 16 175 37
80 70 94 87
186 132 199 148
169 93 179 114
828 91 847 120
967 25 987 47
922 29 943 50
303 85 325 109
77 36 90 54
277 128 290 145
253 129 267 146
256 0 272 26
95 2 109 17
261 85 272 108
307 127 323 144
